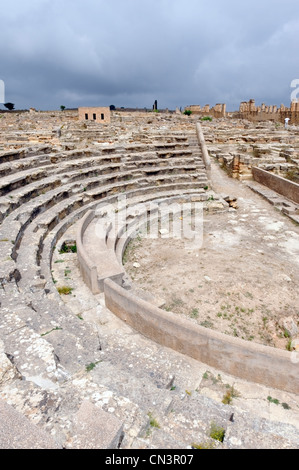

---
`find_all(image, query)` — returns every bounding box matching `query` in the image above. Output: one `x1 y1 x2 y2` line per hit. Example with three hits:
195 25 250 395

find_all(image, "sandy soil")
124 161 299 350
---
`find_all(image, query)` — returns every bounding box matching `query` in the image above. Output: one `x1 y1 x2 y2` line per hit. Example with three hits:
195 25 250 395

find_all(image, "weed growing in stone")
267 396 280 405
200 320 214 328
202 371 222 384
209 422 225 442
191 441 216 449
59 242 77 254
85 361 102 372
148 412 160 429
281 402 291 410
267 396 291 409
64 268 71 278
222 385 240 405
41 327 62 337
190 308 199 318
286 339 294 351
57 286 73 295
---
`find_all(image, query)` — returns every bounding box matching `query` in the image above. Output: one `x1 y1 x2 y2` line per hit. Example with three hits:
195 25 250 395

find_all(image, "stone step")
0 145 52 164
3 183 209 288
0 399 61 449
0 288 101 379
0 154 54 178
0 172 208 269
0 159 207 214
44 259 299 450
0 154 205 196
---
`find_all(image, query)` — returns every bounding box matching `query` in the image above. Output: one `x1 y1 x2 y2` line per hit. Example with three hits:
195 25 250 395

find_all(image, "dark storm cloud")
1 0 299 110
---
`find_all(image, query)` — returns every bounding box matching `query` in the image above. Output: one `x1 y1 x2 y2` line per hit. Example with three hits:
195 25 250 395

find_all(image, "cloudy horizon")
1 0 299 112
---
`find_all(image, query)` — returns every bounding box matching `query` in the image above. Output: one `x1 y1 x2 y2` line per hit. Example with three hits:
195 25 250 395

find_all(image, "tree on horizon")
4 102 15 110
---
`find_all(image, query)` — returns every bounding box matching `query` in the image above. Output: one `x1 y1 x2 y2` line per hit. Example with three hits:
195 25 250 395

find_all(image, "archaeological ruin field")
0 108 299 449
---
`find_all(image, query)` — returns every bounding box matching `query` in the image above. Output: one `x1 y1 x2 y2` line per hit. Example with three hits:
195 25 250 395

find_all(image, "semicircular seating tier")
0 113 210 391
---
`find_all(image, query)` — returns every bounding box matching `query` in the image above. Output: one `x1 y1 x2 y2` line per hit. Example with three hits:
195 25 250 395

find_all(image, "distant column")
248 99 256 112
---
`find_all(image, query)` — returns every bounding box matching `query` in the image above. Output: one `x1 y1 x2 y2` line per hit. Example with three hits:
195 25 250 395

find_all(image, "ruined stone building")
184 103 226 119
237 99 299 125
78 106 111 123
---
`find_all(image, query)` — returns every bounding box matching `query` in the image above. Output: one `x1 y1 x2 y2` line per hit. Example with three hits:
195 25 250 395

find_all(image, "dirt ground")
124 161 299 351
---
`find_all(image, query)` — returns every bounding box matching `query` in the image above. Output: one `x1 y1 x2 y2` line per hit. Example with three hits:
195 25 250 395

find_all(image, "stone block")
68 401 124 449
0 399 61 449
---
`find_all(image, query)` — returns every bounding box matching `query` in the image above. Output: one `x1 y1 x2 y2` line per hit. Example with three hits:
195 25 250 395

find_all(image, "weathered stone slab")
67 401 124 449
0 399 61 449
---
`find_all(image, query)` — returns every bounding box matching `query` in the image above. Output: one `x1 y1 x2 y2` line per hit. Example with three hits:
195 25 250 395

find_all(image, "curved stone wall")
104 277 298 394
76 193 299 393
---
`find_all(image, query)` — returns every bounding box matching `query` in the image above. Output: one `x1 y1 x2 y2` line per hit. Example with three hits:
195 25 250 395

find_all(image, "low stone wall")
104 278 299 393
196 122 211 181
76 209 100 294
252 167 299 204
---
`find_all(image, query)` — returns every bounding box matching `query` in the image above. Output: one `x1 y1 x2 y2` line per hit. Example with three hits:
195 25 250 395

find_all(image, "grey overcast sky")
1 0 299 111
